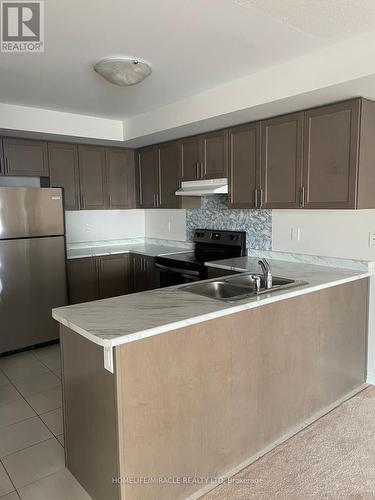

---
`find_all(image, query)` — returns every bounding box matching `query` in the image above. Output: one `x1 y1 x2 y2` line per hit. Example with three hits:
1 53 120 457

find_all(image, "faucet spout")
258 258 273 289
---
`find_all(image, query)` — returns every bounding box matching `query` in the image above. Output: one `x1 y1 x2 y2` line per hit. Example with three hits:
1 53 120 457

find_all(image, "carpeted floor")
203 386 375 500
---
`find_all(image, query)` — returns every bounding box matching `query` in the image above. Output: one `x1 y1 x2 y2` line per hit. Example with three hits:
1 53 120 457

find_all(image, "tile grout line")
6 440 65 492
0 348 64 497
0 454 18 497
0 350 63 462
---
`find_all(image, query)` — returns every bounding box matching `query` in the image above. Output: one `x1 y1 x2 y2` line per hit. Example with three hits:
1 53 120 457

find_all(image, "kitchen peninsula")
53 256 372 500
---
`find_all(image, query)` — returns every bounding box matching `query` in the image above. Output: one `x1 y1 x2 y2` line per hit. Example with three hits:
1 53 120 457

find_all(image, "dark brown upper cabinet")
48 142 80 210
180 136 201 181
78 145 108 210
3 138 48 177
302 99 360 209
260 112 304 209
157 142 180 208
180 130 228 181
137 146 159 208
201 129 228 179
228 122 260 208
105 148 136 209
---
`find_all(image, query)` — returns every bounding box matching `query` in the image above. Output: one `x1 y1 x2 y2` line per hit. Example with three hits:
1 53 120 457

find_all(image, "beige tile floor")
0 344 91 500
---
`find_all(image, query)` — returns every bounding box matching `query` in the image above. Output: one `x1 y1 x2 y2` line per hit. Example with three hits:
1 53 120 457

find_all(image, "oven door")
155 263 201 287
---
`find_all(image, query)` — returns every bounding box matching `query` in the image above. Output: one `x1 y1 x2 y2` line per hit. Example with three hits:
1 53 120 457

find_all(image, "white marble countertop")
66 238 193 259
53 255 373 349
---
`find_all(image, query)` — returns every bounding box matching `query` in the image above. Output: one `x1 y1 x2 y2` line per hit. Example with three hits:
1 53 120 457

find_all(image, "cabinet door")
78 146 108 210
303 100 360 209
157 142 180 208
106 149 136 209
260 113 303 208
228 123 260 208
137 147 158 208
143 256 158 290
132 254 144 293
98 254 131 299
201 129 228 180
67 258 98 304
48 143 80 210
180 136 201 181
3 138 48 176
132 254 158 292
0 139 4 176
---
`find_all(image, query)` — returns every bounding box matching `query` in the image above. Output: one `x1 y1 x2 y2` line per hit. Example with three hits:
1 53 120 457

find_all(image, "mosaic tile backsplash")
186 196 272 250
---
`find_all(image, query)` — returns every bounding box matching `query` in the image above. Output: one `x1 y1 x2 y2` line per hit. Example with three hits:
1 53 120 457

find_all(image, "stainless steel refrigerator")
0 187 67 354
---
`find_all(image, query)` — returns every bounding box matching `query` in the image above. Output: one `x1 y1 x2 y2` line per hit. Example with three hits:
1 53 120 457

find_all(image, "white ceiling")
1 0 374 120
236 0 375 39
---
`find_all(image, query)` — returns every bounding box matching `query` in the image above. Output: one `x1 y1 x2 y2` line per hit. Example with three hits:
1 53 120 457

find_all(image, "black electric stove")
155 229 246 287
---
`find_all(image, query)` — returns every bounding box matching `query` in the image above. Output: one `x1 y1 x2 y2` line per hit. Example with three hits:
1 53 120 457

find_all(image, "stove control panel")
193 229 246 249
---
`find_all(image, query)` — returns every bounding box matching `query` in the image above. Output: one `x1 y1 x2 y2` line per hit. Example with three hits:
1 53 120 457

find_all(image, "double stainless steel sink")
181 273 306 302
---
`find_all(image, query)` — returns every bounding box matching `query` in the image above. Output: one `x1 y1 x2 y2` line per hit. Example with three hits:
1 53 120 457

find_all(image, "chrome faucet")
258 258 272 289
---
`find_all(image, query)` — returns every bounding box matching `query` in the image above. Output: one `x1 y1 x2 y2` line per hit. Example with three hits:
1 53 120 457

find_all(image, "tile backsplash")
186 196 272 250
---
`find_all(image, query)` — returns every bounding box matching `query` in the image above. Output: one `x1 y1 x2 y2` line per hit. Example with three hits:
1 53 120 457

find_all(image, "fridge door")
0 236 67 354
0 187 64 239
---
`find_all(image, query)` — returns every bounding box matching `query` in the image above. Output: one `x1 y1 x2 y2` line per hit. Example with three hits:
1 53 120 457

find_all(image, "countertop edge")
53 272 371 349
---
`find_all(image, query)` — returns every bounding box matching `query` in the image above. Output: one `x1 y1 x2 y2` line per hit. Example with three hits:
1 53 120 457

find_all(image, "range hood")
175 178 228 197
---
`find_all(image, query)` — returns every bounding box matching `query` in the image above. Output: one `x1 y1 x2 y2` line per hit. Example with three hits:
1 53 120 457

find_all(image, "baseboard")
187 383 369 500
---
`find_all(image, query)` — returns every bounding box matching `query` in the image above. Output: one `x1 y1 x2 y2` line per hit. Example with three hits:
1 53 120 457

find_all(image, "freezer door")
0 187 64 238
0 236 67 354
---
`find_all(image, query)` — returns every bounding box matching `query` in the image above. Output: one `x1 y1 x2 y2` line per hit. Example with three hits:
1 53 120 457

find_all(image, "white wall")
124 30 375 145
65 210 145 243
0 103 124 142
272 209 375 383
144 209 187 241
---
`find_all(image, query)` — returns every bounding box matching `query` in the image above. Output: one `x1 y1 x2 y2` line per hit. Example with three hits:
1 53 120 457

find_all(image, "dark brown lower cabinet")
132 254 158 293
98 254 132 299
68 253 157 304
68 257 98 305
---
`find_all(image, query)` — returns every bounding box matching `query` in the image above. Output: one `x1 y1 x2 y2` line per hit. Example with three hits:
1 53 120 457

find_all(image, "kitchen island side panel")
60 326 122 500
114 279 368 500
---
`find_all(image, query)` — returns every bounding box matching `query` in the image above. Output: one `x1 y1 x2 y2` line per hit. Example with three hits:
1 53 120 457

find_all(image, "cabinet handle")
81 195 85 209
109 194 112 208
5 157 9 174
299 186 305 208
259 189 263 208
195 163 199 179
254 189 259 208
156 193 160 207
200 162 204 180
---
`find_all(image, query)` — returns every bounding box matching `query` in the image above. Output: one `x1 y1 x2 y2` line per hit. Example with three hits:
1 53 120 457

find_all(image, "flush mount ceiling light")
93 57 152 86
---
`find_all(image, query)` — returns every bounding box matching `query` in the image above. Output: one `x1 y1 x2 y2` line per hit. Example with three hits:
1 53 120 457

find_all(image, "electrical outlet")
290 227 301 242
368 232 375 247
